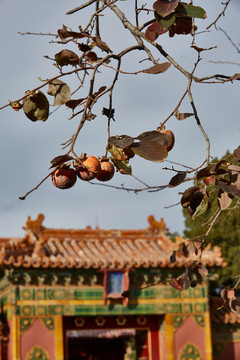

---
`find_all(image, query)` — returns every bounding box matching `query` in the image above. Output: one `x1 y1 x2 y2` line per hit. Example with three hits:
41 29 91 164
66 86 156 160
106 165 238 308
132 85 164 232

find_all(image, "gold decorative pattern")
74 317 85 327
95 316 106 326
116 316 127 326
26 346 49 360
179 343 202 360
136 316 147 325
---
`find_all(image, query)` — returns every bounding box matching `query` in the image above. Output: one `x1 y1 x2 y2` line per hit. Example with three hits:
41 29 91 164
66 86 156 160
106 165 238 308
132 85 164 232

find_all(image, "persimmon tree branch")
206 0 231 30
0 66 93 111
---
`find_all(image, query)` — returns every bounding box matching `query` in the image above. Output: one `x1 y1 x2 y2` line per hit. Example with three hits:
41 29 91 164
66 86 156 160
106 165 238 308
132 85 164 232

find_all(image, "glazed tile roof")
0 214 223 270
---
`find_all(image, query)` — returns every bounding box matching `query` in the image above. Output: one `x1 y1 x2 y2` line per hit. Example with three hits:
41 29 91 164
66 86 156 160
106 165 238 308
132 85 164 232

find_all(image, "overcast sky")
0 0 240 237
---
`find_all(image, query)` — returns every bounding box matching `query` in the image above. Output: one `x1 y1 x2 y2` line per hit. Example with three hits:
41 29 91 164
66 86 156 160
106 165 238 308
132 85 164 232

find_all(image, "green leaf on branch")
111 159 132 175
154 11 176 29
23 90 49 122
47 79 71 106
153 0 179 17
130 140 168 162
108 145 128 161
175 2 207 19
142 62 171 74
191 193 209 219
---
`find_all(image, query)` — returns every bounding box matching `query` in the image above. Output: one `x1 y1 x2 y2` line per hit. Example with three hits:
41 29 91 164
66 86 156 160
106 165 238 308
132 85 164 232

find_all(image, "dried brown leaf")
234 146 240 161
142 62 171 74
168 171 186 187
153 0 179 17
175 112 194 120
93 36 112 53
55 49 79 67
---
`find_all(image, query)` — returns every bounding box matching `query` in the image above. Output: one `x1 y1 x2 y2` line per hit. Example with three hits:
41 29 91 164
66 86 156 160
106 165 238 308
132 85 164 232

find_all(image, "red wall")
20 319 55 360
174 316 206 360
215 342 240 360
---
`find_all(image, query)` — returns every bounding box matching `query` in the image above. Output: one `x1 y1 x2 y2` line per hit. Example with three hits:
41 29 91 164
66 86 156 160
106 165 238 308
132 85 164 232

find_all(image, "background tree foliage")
184 152 240 284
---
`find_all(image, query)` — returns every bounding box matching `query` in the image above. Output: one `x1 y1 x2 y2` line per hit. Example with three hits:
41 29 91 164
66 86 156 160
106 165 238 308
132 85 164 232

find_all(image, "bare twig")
66 0 97 15
218 27 240 53
0 66 93 111
19 172 54 200
206 0 231 30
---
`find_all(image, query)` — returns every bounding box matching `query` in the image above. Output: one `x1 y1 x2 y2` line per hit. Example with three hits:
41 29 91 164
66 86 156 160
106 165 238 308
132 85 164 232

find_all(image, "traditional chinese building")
0 213 234 360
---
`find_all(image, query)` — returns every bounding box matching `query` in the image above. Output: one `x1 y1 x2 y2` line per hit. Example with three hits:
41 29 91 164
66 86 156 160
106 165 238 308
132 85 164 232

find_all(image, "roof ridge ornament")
23 214 45 242
147 215 168 234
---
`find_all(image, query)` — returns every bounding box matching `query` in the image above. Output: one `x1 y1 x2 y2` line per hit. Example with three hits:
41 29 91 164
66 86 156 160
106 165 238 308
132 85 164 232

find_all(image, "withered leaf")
196 166 213 179
234 146 240 161
85 51 98 64
130 140 168 162
191 45 216 53
153 0 179 17
168 171 186 187
108 136 134 149
93 36 112 53
10 101 23 111
58 25 86 40
181 186 199 208
220 288 228 302
215 179 240 198
191 193 209 219
55 49 79 67
65 98 85 110
169 17 193 37
92 86 107 99
142 62 171 74
197 263 208 278
178 271 190 290
145 21 168 42
228 164 240 187
50 154 74 169
102 107 115 119
78 43 91 52
47 79 71 106
175 112 194 120
187 242 198 255
169 278 183 291
86 111 96 121
23 90 49 122
229 298 240 316
218 190 233 210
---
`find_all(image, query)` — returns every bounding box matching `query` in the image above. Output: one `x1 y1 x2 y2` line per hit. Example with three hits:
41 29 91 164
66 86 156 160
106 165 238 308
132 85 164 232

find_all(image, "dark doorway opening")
66 329 147 360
